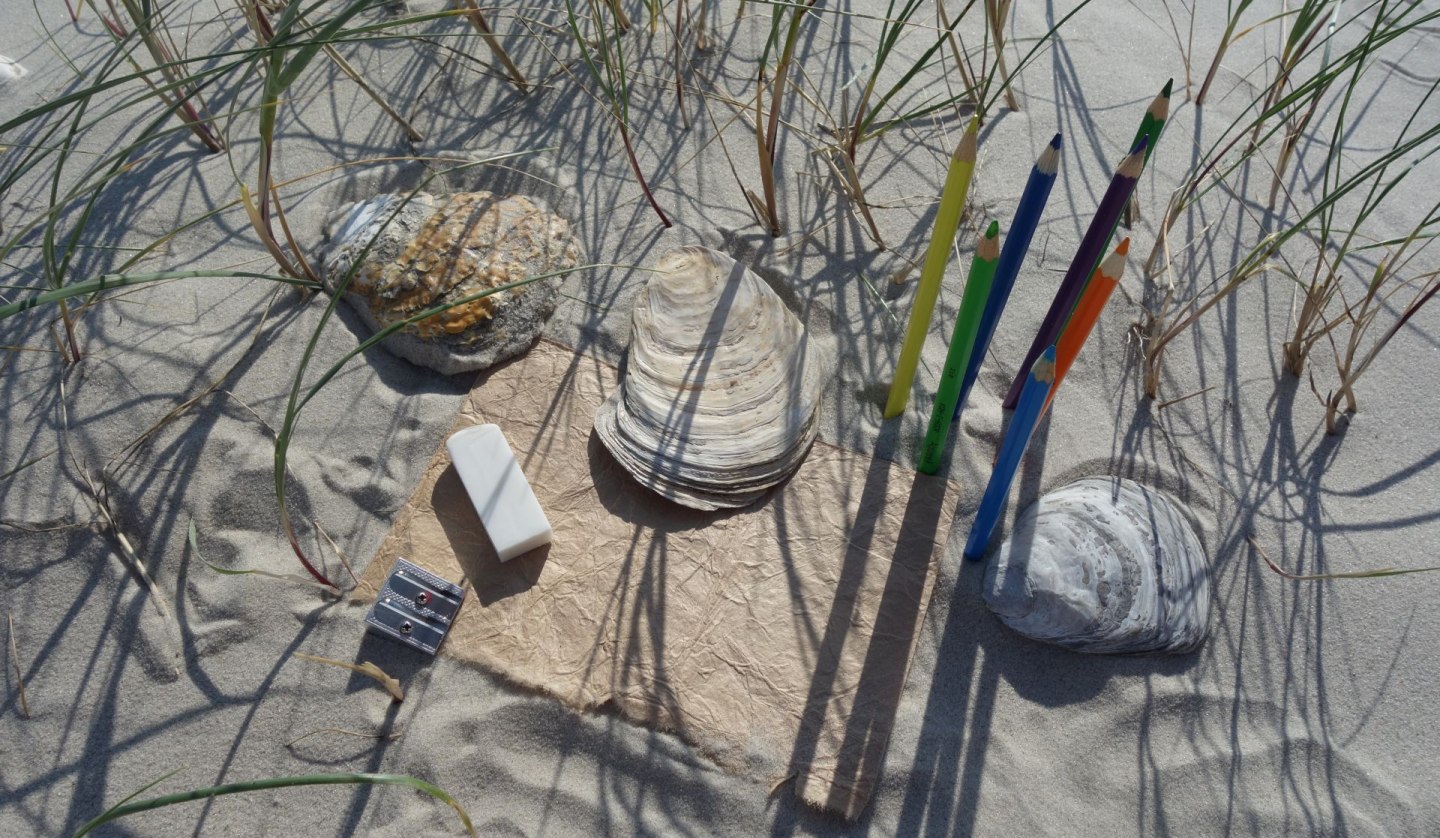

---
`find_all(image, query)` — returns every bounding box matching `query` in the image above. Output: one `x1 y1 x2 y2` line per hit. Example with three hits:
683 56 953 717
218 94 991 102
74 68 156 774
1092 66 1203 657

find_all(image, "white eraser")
445 424 552 562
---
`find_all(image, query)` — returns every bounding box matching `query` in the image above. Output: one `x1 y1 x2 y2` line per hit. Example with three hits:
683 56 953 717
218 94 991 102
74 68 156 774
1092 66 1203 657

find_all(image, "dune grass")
0 6 1436 836
563 0 672 227
1141 0 1440 415
1 10 1438 831
90 0 226 151
72 770 475 837
7 0 1428 598
750 0 817 235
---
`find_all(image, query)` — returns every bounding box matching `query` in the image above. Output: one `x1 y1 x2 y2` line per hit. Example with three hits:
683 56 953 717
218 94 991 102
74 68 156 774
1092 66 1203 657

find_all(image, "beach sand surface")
2 1 1438 834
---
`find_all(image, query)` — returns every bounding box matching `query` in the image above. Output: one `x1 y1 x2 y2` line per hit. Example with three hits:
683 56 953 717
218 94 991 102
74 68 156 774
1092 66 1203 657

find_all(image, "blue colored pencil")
964 345 1056 561
953 133 1062 419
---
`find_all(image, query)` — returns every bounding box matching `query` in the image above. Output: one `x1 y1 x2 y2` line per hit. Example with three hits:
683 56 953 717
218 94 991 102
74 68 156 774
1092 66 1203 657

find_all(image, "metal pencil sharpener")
365 557 466 655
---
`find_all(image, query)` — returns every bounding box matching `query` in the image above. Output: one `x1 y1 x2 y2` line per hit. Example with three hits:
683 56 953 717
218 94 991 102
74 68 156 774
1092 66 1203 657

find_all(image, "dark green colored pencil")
1121 78 1172 227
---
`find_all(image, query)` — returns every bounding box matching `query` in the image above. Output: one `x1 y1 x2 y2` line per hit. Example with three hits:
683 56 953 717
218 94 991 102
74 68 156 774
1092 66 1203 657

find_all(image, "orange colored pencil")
1042 238 1131 416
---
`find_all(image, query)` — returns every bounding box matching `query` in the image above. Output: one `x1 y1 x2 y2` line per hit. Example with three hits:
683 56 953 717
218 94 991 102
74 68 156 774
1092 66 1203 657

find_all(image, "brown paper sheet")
361 340 958 818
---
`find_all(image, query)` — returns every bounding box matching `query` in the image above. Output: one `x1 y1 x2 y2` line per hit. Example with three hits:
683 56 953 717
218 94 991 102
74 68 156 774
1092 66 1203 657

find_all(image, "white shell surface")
594 246 830 511
982 476 1211 654
0 55 26 83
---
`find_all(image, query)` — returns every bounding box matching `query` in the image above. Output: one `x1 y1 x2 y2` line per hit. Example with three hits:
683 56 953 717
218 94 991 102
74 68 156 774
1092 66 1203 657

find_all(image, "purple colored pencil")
1001 136 1149 408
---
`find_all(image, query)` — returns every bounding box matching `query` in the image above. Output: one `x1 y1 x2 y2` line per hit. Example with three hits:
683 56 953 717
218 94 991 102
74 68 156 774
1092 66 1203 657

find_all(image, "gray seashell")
982 476 1210 654
0 55 26 84
321 191 580 375
594 246 831 511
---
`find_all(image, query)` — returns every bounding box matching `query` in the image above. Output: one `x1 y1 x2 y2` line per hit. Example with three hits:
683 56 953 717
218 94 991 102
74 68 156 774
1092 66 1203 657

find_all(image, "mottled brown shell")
322 190 582 374
355 193 579 342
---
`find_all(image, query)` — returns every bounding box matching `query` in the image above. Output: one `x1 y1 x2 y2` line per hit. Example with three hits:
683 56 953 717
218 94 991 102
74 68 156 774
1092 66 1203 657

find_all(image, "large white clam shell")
594 246 830 511
982 476 1211 654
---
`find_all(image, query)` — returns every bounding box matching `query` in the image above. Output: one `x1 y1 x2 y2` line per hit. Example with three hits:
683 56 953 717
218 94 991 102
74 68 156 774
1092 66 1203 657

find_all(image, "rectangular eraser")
446 424 552 562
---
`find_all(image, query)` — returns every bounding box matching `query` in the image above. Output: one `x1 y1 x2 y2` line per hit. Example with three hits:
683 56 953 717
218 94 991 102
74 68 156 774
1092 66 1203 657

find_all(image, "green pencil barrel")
917 223 1001 474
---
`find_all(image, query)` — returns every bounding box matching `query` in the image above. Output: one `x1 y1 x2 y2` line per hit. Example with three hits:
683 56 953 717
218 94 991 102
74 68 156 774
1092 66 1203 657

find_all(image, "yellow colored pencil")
884 117 980 419
1042 238 1130 417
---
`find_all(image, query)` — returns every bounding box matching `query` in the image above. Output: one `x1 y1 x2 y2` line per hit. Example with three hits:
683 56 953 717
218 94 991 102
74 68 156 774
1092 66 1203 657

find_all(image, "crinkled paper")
360 340 958 818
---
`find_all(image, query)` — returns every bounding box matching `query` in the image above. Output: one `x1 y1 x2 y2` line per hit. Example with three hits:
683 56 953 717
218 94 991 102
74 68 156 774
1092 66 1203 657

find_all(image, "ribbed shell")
982 477 1211 654
594 247 828 510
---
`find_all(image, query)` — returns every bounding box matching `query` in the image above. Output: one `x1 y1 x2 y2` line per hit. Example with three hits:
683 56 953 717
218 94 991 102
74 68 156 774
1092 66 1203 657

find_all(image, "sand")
3 0 1439 834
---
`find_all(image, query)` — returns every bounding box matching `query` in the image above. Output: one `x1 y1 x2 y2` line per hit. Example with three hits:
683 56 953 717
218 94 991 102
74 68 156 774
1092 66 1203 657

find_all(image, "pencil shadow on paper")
767 420 953 830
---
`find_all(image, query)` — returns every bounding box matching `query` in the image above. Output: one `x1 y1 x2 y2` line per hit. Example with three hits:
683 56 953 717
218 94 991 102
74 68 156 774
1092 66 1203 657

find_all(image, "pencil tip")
978 220 1002 259
957 119 981 160
1101 239 1132 281
1129 134 1151 156
1037 135 1062 174
1033 347 1057 383
1162 78 1173 97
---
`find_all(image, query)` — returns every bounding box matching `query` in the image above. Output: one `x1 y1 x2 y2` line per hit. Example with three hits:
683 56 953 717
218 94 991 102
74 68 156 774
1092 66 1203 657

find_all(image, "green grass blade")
71 772 476 837
0 270 318 320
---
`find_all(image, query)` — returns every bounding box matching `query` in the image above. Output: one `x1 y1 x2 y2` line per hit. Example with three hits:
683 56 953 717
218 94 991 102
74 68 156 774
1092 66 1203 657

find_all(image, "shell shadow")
585 429 754 533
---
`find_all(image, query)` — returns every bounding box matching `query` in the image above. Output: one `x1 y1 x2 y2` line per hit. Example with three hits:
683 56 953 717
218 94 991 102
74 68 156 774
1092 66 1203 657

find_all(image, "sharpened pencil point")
1162 78 1173 98
1037 137 1062 176
955 117 980 162
1119 137 1150 178
978 220 1001 259
1116 237 1130 256
1033 346 1057 383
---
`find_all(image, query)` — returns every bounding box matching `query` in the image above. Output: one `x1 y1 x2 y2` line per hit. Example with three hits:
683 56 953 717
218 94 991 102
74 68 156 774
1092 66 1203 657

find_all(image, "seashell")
322 191 580 375
981 476 1210 655
594 246 831 511
0 56 26 84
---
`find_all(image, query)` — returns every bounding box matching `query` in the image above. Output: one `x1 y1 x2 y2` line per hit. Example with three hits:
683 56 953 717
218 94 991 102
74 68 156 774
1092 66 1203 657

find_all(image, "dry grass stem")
937 0 979 104
294 653 405 703
457 0 530 93
1155 386 1215 411
7 613 30 719
1251 536 1440 581
312 518 362 590
107 289 279 476
984 0 1019 111
76 463 181 675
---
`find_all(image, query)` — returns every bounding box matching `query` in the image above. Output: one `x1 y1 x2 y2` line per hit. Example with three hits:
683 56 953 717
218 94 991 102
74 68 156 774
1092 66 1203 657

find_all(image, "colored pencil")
1001 138 1147 409
953 133 1062 419
885 117 980 419
964 345 1056 561
1041 238 1130 418
917 220 1002 474
1122 79 1173 228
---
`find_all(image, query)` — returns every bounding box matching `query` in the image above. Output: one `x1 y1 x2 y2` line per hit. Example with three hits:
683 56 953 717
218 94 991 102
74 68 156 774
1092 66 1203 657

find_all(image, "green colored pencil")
885 117 980 419
1121 78 1172 227
917 220 1001 474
